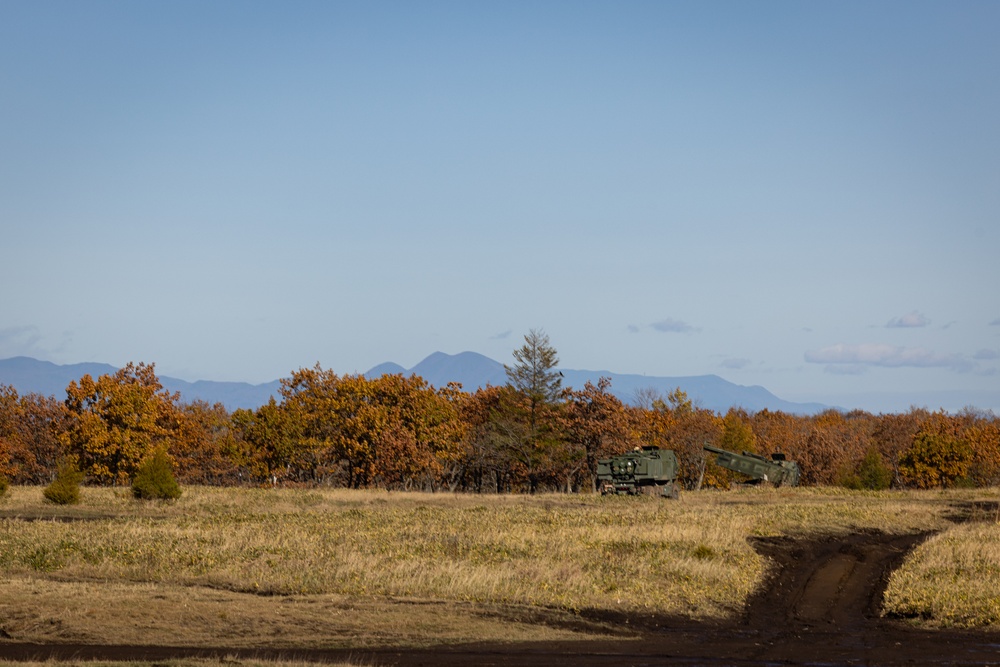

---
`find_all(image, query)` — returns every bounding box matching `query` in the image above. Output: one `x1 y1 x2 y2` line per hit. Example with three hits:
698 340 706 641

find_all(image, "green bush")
44 459 84 505
856 448 894 490
131 447 182 500
841 448 893 491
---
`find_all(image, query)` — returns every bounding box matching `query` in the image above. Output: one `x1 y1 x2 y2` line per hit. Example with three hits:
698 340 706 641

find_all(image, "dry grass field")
884 517 1000 627
1 484 998 659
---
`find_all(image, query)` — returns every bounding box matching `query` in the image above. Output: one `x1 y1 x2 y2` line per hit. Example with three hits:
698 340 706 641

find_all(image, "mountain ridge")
1 353 828 414
367 352 828 414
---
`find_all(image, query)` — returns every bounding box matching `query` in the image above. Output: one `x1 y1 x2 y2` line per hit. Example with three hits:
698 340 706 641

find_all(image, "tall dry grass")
884 520 1000 627
0 485 990 624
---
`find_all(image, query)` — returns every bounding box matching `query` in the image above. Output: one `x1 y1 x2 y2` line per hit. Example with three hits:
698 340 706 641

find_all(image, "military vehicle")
597 446 681 498
703 444 801 487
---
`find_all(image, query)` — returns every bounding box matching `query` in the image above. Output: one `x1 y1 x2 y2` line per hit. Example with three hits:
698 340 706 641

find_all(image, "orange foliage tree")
8 355 999 493
360 374 467 491
457 385 525 493
0 386 68 484
562 378 639 492
899 411 974 488
171 400 242 484
277 367 467 489
962 410 1000 486
793 410 873 485
630 388 722 490
870 409 928 486
62 363 181 485
230 397 307 483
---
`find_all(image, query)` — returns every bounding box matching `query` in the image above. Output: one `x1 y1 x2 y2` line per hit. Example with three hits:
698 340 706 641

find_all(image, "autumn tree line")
1 331 998 493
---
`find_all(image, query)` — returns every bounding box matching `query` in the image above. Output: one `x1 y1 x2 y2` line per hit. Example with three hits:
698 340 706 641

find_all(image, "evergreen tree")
503 329 564 490
131 447 182 500
44 459 84 505
505 328 562 406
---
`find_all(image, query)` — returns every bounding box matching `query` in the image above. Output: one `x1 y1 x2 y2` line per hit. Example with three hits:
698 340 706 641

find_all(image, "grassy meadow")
0 485 998 650
884 518 1000 627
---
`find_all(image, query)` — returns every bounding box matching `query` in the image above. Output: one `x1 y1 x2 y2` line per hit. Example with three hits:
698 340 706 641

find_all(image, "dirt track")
2 529 999 666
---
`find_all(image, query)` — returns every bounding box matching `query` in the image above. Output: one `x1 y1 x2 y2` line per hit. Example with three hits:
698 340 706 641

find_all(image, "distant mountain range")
0 353 830 415
368 351 829 414
0 356 283 412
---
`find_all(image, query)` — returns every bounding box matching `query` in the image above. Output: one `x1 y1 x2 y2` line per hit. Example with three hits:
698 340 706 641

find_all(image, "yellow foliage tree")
899 413 973 488
279 366 467 489
965 419 1000 486
62 362 180 485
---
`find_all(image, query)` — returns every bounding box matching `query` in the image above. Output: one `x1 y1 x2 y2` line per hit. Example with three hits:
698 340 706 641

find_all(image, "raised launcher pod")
597 446 681 499
703 444 801 487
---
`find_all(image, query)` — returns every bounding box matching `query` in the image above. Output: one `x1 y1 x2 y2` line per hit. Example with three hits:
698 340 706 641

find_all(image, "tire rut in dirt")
746 530 930 631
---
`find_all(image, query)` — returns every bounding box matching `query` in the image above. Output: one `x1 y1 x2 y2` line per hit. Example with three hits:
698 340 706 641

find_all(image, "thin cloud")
823 364 868 376
991 318 1000 326
626 324 640 334
974 349 999 360
720 358 751 369
490 330 512 340
886 311 929 328
0 325 43 357
651 318 696 334
805 343 972 372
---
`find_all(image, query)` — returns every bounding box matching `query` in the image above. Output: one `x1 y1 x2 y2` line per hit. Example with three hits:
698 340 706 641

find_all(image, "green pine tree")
131 447 182 500
44 459 84 505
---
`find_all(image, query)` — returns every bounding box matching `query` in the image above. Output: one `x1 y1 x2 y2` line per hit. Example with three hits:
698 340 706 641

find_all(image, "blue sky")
1 1 998 413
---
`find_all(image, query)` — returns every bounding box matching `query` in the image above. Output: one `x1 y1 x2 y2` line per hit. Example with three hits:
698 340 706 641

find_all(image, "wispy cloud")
974 349 999 360
490 330 512 340
886 311 929 328
805 343 972 372
650 318 697 334
991 318 1000 326
823 364 868 375
0 325 43 358
720 357 751 369
627 324 640 334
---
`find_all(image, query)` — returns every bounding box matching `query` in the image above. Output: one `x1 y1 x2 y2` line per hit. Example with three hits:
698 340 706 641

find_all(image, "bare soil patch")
2 528 999 666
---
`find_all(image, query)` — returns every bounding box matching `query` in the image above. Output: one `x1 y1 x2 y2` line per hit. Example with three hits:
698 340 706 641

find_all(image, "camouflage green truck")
597 446 681 499
703 444 801 487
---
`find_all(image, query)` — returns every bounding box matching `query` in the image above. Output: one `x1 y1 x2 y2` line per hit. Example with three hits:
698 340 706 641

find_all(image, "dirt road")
2 529 998 666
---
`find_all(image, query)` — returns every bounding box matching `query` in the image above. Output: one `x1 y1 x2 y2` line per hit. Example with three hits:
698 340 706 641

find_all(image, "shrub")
131 447 182 500
44 459 84 505
0 474 8 499
842 448 894 490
